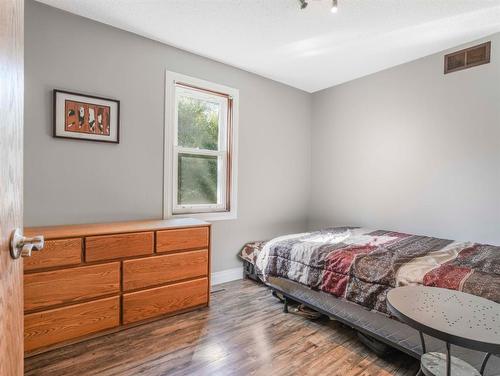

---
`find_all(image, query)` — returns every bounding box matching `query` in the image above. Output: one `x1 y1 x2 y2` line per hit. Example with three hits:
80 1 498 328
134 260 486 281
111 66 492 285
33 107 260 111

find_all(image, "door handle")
10 228 44 259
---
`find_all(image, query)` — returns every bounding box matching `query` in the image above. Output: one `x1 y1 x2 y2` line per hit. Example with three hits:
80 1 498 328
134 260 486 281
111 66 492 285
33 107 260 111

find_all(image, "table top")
387 286 500 354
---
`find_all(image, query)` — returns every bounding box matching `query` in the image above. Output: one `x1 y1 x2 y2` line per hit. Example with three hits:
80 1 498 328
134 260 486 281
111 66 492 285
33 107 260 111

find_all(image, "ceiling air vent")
444 41 491 74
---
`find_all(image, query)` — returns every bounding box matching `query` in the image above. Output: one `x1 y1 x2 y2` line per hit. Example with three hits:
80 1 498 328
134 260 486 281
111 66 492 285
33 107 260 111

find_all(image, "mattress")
243 227 500 314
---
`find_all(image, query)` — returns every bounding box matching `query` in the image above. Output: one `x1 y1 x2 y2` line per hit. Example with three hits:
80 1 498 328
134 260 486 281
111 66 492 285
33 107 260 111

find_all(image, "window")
164 71 238 220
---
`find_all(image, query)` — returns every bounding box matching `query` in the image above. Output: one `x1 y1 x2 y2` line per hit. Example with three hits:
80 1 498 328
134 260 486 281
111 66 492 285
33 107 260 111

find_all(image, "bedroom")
1 0 499 375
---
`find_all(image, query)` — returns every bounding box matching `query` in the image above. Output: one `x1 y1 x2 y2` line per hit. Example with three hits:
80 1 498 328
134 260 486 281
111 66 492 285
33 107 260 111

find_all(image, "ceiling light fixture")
298 0 339 13
331 0 338 13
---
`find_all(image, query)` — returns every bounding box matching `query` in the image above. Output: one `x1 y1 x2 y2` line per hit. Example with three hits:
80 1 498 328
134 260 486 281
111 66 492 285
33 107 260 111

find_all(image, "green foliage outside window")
177 96 219 205
178 96 219 150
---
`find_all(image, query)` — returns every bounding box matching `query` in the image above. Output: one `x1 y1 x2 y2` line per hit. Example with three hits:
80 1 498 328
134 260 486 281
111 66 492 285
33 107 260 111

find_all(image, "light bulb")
331 0 338 13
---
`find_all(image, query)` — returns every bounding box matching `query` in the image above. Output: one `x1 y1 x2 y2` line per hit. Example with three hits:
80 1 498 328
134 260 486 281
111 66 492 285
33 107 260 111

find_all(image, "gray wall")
310 34 500 244
25 0 500 274
24 0 311 272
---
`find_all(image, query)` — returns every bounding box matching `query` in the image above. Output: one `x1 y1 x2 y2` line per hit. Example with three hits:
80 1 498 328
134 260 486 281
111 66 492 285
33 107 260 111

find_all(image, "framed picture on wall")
53 89 120 143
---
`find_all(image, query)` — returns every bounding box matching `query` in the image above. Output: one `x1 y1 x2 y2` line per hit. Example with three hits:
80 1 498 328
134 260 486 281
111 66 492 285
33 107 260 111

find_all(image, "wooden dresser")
23 218 210 355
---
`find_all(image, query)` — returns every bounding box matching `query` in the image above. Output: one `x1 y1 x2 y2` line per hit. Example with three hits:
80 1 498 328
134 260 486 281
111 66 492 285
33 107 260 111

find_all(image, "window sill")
166 211 237 222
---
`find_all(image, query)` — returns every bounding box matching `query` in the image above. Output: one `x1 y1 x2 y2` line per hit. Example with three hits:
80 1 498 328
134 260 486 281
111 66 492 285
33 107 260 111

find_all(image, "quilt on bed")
248 227 499 314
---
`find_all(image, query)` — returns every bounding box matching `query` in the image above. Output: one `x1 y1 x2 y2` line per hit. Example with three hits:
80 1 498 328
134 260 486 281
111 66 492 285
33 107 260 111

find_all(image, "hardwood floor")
25 279 419 376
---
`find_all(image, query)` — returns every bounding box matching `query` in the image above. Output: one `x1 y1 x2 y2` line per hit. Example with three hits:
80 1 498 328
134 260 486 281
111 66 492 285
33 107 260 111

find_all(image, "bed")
239 227 500 373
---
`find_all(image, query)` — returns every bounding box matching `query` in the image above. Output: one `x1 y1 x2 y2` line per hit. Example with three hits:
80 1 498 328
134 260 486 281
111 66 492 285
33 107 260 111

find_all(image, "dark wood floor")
25 279 419 376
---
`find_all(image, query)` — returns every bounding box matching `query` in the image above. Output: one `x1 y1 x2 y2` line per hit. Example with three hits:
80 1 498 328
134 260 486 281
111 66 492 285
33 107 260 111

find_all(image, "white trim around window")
163 70 239 221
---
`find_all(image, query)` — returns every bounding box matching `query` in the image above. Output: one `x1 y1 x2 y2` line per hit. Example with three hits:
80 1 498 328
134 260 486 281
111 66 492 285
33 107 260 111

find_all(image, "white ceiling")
36 0 500 92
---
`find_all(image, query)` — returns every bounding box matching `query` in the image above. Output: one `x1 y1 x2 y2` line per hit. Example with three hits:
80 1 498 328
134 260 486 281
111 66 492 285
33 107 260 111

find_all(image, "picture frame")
53 89 120 143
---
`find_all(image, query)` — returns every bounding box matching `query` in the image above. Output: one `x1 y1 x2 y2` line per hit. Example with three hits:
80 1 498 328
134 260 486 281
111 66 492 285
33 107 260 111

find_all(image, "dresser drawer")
156 227 209 253
123 250 208 291
24 262 120 311
85 231 154 262
123 277 208 324
24 238 82 271
24 296 120 352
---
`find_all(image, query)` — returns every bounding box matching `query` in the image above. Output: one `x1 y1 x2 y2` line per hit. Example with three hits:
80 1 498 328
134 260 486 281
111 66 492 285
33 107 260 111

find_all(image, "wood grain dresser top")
25 218 210 240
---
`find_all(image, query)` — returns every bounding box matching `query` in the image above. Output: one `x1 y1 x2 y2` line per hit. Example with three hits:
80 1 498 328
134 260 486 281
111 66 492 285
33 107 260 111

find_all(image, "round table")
387 286 500 376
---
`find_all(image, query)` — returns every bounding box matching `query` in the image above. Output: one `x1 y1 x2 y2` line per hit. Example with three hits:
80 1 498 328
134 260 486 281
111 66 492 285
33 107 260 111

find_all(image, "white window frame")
164 70 238 221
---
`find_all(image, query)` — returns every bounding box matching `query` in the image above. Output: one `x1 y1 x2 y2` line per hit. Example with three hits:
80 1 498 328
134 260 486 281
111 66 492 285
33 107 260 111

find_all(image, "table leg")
446 342 451 376
419 331 426 354
480 353 491 375
418 331 426 376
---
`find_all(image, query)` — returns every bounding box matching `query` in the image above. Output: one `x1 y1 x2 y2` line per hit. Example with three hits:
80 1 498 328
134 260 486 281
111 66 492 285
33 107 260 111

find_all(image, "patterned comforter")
244 227 499 314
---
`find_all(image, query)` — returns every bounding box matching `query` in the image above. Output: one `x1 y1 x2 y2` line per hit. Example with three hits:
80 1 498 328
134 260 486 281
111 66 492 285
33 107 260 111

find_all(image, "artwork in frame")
53 89 120 143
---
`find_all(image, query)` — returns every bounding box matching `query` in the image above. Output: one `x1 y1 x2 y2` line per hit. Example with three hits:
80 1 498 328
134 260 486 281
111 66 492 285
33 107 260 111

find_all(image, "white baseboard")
211 266 243 286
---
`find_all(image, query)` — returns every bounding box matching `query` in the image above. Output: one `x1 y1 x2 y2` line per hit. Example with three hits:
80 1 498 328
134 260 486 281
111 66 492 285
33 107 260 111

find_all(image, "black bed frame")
241 259 499 372
243 258 260 282
242 259 393 357
274 284 399 358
